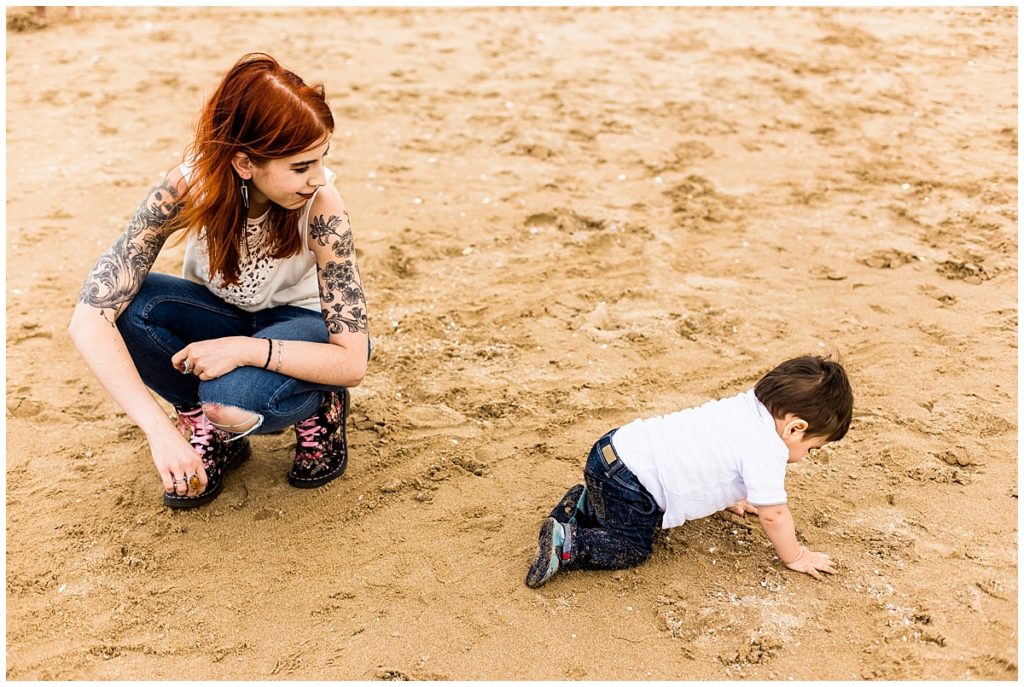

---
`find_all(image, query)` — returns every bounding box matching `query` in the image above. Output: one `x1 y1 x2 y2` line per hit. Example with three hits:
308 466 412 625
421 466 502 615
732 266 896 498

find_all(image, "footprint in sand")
525 208 605 234
580 301 630 340
664 174 736 230
859 249 918 269
399 404 468 429
7 395 48 419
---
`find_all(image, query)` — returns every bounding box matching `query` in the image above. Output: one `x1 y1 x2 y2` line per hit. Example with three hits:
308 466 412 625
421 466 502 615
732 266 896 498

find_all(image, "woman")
69 53 369 508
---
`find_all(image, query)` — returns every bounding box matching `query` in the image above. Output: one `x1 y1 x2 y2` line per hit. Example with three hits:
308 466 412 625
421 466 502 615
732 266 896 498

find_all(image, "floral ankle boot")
164 405 252 509
288 390 350 488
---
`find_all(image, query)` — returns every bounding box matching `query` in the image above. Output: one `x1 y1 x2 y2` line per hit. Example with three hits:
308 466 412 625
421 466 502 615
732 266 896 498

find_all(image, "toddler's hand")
726 500 759 517
783 547 835 580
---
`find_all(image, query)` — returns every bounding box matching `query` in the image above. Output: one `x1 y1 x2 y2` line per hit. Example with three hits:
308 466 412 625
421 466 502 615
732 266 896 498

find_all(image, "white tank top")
180 163 336 313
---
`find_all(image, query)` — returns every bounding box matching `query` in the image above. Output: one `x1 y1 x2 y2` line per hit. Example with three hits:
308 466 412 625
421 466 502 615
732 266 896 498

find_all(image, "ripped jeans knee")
201 402 264 441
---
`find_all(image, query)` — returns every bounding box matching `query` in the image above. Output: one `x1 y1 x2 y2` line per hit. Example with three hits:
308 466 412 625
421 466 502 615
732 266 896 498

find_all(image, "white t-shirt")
611 389 789 529
181 163 337 313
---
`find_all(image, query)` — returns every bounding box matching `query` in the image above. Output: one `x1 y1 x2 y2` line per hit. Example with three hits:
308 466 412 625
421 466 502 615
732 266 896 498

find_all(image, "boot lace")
296 414 325 451
177 406 214 458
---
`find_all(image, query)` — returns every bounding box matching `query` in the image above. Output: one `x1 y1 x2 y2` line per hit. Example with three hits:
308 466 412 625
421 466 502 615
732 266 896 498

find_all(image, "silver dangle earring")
240 179 251 257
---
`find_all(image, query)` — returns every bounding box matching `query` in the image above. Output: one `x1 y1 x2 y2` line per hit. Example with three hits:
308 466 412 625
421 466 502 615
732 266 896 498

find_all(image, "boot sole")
287 452 348 488
525 518 561 588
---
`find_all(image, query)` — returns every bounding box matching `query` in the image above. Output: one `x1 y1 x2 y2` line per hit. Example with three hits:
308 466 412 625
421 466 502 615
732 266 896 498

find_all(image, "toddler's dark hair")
754 355 853 441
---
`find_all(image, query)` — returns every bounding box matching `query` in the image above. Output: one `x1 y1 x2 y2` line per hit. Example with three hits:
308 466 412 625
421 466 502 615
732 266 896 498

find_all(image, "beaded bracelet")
275 339 284 373
261 337 273 369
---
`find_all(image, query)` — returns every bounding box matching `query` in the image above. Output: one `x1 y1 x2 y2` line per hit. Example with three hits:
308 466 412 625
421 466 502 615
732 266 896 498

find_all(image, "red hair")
173 53 334 285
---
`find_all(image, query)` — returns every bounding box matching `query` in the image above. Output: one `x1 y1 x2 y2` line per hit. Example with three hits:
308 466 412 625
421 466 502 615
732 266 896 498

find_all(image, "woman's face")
245 137 331 212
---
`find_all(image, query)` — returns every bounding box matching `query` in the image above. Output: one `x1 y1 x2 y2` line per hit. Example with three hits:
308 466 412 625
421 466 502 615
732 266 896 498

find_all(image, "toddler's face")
776 413 828 463
785 433 827 463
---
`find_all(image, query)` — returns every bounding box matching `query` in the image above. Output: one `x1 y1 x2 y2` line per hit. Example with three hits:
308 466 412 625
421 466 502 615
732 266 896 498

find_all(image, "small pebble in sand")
901 183 911 191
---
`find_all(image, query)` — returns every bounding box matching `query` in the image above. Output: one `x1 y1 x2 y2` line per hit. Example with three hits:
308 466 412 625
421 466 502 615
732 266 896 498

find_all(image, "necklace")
242 208 271 258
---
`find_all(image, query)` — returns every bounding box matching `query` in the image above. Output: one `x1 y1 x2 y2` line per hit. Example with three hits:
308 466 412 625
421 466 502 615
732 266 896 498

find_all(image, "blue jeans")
569 430 663 569
117 273 347 433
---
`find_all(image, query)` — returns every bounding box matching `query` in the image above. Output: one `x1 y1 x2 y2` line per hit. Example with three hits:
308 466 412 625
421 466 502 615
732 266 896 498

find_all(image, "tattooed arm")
239 184 369 387
310 209 368 339
69 170 211 494
77 176 180 324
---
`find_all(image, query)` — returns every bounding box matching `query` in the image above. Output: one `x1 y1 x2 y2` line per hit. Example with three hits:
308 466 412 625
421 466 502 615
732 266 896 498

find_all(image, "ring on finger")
181 361 192 375
187 473 201 492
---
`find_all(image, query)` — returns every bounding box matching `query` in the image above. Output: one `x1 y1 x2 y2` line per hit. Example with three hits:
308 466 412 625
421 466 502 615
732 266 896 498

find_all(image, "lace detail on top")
196 209 283 308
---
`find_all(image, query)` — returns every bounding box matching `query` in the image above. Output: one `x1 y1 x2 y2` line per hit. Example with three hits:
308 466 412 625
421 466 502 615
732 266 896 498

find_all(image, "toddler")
526 355 853 587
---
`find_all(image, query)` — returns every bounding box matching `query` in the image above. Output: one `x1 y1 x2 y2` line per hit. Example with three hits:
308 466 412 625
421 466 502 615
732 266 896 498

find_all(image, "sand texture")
5 6 1018 680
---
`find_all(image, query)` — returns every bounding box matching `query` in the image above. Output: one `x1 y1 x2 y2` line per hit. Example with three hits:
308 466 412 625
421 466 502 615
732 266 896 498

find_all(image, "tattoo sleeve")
312 212 368 335
77 180 180 325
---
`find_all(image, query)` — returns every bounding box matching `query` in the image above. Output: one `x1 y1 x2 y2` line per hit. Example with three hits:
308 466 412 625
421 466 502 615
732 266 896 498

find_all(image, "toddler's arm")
756 504 836 580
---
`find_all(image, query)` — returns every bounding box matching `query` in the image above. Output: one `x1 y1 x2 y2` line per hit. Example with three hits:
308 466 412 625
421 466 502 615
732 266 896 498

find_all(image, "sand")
5 5 1018 680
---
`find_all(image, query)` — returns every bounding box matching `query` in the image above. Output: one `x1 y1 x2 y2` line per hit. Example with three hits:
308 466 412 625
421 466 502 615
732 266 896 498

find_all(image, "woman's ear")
231 152 252 179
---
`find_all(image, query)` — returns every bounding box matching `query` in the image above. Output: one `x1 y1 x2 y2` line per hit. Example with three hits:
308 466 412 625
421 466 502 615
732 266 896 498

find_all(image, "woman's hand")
172 336 261 381
147 423 208 497
783 546 836 580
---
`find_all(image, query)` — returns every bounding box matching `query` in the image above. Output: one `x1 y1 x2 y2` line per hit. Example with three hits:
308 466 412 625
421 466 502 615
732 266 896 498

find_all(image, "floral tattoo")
78 180 179 326
310 211 354 256
312 212 368 335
